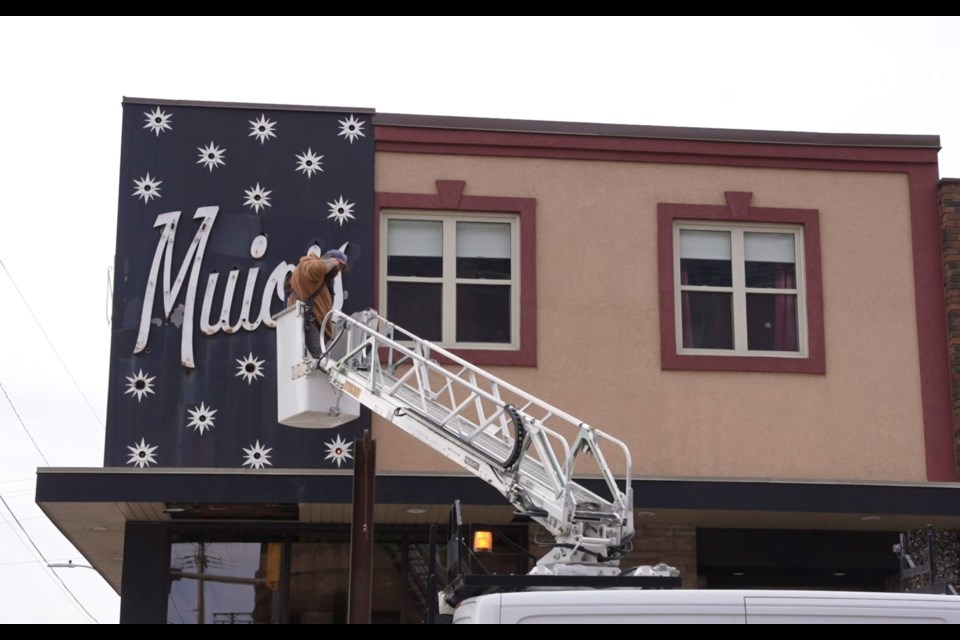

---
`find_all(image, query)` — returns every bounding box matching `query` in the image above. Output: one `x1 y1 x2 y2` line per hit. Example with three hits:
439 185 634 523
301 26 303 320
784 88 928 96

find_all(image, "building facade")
37 99 960 623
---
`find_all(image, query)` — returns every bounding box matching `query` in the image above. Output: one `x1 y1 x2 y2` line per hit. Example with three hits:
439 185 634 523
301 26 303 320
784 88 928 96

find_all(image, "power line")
0 282 103 624
0 257 104 427
0 379 50 466
0 514 47 525
0 494 99 624
0 489 37 498
0 560 49 567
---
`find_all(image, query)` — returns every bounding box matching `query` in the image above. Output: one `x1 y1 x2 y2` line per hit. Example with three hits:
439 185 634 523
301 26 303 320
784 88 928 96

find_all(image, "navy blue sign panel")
104 99 374 469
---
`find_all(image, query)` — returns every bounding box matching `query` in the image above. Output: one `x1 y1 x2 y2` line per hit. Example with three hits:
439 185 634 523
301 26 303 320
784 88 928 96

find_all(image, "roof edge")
123 96 375 115
373 112 941 150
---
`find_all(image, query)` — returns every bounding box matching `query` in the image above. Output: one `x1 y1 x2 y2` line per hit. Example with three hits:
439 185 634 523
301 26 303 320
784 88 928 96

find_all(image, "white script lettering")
134 207 300 369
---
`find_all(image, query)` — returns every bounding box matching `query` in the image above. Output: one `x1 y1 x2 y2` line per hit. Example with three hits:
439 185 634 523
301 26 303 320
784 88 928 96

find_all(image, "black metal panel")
698 529 901 571
38 471 960 516
120 522 170 623
37 470 354 504
627 479 960 516
104 102 374 469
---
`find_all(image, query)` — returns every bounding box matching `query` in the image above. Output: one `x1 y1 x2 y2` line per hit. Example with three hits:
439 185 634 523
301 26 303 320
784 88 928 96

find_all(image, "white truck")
276 305 960 623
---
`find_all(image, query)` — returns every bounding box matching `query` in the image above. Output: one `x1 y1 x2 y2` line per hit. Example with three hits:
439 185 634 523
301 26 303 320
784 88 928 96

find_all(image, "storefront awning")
36 468 960 593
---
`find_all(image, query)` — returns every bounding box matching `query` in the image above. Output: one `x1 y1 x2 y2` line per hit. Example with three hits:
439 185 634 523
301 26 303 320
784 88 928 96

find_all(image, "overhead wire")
0 513 48 525
0 266 106 622
0 495 99 623
0 257 104 427
0 380 50 466
0 477 35 485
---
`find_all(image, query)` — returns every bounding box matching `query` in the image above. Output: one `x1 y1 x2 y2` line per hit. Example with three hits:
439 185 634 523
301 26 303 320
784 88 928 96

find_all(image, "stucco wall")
371 152 927 483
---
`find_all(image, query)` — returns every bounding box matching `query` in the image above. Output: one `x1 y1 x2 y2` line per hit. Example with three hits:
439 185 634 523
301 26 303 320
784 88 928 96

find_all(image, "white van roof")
454 589 960 625
491 589 959 606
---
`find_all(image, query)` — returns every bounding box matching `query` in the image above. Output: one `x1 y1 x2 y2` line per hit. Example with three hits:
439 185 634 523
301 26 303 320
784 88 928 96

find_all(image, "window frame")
381 211 520 350
658 192 825 374
674 221 808 358
375 180 537 366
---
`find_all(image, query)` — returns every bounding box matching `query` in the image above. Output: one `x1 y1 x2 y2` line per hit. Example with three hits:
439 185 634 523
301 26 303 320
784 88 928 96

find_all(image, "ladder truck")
275 304 679 611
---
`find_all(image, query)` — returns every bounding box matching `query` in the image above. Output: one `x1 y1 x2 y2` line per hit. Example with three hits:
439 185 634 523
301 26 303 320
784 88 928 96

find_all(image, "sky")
0 15 958 624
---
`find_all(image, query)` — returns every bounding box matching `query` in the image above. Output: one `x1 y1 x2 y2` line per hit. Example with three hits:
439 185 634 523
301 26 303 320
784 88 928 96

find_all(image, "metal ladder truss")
315 308 635 567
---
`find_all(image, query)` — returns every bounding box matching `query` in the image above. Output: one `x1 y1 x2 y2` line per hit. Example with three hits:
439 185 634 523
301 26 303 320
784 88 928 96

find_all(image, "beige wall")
372 152 926 483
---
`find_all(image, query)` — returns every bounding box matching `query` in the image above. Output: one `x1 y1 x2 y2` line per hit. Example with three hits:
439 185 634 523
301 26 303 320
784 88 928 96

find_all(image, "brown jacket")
287 255 339 336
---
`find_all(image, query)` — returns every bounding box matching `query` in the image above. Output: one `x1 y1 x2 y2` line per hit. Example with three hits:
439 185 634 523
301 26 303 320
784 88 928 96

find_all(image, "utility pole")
347 430 376 624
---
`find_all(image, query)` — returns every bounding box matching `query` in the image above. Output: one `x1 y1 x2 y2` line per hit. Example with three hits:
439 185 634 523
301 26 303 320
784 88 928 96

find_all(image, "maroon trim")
908 166 955 481
373 113 939 151
375 126 939 168
658 192 825 375
374 181 537 366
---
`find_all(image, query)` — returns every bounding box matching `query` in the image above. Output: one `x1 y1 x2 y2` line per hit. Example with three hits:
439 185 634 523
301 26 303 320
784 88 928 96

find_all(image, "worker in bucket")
286 246 349 359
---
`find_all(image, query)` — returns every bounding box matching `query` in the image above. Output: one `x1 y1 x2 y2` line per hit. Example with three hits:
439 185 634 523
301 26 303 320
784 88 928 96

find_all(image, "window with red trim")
658 192 825 374
375 181 537 367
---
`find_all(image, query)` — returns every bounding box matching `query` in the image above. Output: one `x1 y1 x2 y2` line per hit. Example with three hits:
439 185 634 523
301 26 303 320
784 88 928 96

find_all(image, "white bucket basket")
274 304 360 429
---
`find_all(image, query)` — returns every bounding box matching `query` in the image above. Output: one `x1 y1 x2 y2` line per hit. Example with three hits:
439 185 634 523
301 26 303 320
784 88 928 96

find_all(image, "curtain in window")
679 266 733 350
774 265 798 352
681 269 694 348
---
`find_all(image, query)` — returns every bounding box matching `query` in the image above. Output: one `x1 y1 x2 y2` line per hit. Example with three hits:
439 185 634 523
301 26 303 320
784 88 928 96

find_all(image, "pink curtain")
774 265 798 351
680 269 693 348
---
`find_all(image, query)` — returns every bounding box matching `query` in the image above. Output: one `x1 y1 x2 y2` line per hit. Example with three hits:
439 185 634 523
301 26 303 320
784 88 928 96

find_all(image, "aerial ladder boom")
288 305 640 576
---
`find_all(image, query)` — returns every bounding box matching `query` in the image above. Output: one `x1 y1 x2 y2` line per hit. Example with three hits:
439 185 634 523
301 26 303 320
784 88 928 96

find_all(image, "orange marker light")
473 530 494 553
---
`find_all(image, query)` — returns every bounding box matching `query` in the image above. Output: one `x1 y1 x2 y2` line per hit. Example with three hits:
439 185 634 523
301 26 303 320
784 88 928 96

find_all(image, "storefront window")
167 542 280 624
165 526 529 624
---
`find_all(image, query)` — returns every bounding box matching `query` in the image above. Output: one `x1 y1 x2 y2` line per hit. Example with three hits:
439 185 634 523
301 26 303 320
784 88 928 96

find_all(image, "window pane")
680 230 732 286
457 222 511 279
171 542 262 579
457 256 511 280
387 282 441 341
747 293 799 352
745 232 796 288
168 577 199 624
681 291 733 349
204 581 258 624
387 220 442 277
457 284 511 343
167 542 278 624
288 542 350 624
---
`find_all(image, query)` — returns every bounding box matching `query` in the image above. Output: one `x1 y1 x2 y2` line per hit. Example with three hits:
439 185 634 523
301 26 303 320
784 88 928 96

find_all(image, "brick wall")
940 178 960 482
934 179 960 594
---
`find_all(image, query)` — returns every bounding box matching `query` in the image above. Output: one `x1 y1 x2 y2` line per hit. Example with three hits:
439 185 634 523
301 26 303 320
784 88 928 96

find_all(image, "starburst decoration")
127 438 158 468
295 148 324 178
124 369 156 402
326 196 356 227
196 141 226 171
324 435 354 468
186 402 218 435
235 352 266 385
242 440 273 469
143 107 172 136
249 114 277 144
243 183 272 213
133 173 162 203
337 115 366 144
